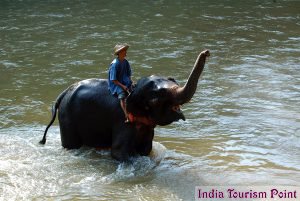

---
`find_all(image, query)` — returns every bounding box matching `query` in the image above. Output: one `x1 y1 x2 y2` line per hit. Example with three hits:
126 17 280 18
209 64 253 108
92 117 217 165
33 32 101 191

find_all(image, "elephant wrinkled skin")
40 50 210 161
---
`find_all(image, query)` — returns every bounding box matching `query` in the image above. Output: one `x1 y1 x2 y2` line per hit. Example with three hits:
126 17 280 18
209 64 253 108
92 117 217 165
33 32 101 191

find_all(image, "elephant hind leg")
59 124 82 149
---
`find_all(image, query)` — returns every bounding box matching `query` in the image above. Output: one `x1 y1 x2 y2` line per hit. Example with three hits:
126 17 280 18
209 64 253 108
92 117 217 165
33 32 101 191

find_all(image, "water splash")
100 141 166 183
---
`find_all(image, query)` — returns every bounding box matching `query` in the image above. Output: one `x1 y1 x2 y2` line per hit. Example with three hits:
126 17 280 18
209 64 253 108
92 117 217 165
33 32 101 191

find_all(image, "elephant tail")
39 88 68 145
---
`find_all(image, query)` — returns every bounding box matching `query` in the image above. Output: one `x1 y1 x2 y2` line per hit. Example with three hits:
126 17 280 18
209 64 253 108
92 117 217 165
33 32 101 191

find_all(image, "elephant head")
126 50 210 126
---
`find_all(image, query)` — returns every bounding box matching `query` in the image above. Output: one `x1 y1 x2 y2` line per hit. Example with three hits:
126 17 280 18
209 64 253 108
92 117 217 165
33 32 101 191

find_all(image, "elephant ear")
126 78 154 116
148 97 159 108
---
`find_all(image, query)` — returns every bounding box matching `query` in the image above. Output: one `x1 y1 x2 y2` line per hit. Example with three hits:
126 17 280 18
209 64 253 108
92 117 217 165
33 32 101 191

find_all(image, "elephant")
40 50 210 161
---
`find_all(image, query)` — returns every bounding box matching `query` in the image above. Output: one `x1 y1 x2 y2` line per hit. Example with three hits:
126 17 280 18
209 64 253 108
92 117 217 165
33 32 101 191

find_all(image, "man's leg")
118 91 129 123
120 99 129 120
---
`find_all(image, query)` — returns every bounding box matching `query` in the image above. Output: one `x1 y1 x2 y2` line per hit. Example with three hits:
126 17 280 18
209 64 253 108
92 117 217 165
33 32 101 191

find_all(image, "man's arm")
112 80 129 93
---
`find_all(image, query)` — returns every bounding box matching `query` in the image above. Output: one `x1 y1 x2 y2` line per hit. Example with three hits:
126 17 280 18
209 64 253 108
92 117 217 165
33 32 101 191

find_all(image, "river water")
0 0 299 200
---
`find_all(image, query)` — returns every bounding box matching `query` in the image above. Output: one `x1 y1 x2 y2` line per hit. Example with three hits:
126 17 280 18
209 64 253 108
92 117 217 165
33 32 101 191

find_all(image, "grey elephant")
40 50 210 161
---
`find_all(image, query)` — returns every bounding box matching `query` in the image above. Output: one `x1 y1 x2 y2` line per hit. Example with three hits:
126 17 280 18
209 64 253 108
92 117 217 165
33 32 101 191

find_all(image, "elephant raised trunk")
173 50 210 105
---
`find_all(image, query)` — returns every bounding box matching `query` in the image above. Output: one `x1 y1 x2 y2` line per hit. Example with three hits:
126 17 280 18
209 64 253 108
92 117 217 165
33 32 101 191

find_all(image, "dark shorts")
117 91 127 100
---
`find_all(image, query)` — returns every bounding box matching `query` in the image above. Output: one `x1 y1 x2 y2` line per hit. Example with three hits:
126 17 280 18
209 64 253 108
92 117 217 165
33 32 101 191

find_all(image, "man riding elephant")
108 44 133 123
40 49 210 161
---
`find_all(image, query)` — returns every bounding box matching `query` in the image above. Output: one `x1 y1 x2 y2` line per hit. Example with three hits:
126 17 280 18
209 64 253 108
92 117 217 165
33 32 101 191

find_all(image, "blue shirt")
108 58 132 95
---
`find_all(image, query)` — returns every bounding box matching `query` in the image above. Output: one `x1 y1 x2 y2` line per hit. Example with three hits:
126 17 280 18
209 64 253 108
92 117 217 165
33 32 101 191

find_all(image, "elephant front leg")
111 124 136 161
111 148 130 161
136 125 154 156
137 140 152 156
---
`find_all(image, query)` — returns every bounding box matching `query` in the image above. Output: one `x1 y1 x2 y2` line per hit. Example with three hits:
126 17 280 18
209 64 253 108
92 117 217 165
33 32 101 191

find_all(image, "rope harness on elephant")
127 113 156 128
